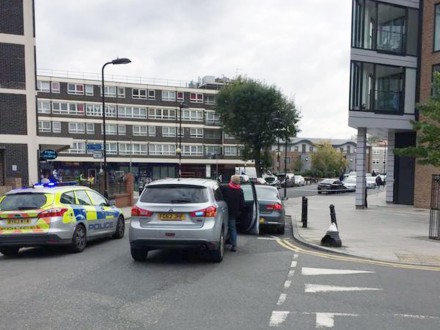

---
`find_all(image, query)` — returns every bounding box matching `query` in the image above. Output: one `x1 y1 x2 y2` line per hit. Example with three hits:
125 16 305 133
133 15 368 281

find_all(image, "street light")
102 57 131 198
176 102 189 180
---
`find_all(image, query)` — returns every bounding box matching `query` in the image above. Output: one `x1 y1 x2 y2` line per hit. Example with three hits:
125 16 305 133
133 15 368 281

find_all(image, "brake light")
38 208 69 218
266 203 283 211
190 206 217 218
131 206 153 217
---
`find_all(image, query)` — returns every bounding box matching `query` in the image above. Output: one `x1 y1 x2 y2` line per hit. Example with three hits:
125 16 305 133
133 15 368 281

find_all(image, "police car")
0 184 125 256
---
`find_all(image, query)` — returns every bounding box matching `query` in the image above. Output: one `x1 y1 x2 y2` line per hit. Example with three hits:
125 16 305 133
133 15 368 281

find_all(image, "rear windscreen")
0 193 48 211
140 185 209 203
256 187 279 200
265 177 275 183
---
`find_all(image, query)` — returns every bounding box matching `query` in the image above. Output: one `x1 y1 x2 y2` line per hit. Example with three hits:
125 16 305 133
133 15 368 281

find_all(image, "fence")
429 174 440 240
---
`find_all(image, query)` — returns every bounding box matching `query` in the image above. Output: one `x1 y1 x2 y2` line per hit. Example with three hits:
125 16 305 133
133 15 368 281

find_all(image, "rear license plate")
158 213 184 221
7 219 31 225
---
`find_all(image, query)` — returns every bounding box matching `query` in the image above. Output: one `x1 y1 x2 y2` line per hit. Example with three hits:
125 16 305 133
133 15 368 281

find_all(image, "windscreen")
0 193 47 211
140 185 209 203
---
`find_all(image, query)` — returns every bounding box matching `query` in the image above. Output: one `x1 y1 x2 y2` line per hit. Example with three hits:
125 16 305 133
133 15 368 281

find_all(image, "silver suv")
129 178 228 262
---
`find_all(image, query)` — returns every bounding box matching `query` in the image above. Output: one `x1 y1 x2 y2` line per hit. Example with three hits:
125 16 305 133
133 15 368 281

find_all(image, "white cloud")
35 0 356 139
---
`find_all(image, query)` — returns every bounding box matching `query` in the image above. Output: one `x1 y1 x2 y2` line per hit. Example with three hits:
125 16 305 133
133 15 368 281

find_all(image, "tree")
394 72 440 166
216 76 300 176
311 142 348 178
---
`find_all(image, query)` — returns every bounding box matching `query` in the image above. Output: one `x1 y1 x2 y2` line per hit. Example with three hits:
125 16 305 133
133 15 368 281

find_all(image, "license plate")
158 213 184 221
7 219 31 225
259 217 265 224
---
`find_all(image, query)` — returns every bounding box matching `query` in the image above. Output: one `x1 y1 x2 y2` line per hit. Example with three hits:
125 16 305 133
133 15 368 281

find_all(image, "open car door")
221 182 259 234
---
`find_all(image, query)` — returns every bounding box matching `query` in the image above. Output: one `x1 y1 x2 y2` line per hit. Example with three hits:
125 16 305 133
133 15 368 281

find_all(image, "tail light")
190 206 217 218
38 208 68 218
266 203 283 211
131 206 153 217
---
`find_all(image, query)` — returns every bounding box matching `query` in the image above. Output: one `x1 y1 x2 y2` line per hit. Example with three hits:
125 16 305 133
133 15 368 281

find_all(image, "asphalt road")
1 186 438 330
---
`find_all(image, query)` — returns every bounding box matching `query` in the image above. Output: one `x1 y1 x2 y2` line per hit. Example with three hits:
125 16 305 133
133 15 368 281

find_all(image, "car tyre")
112 216 125 239
0 247 20 256
131 247 148 262
276 225 285 235
209 231 224 263
70 224 86 253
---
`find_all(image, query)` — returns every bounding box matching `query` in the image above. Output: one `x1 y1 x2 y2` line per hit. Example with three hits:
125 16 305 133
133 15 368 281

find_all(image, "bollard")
301 196 308 228
320 204 342 247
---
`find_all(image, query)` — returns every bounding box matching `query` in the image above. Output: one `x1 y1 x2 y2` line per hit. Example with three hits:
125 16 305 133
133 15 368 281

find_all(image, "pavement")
284 189 440 267
121 189 440 267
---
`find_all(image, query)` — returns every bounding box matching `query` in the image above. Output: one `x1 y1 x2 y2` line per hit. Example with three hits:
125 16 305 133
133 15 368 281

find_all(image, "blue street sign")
87 143 103 151
40 149 58 160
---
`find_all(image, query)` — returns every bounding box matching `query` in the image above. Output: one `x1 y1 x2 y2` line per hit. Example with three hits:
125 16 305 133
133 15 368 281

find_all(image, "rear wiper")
170 199 192 203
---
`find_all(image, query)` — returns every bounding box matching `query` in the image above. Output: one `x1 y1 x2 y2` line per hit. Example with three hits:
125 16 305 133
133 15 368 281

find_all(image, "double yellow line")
276 239 440 272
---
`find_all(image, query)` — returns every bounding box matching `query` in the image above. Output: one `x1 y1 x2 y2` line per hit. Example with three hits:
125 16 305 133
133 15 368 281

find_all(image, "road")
1 185 439 329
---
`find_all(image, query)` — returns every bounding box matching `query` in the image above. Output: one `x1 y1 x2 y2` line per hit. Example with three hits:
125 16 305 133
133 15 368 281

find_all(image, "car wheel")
70 224 86 253
0 247 20 256
210 231 224 263
112 216 125 239
276 225 285 235
131 247 148 262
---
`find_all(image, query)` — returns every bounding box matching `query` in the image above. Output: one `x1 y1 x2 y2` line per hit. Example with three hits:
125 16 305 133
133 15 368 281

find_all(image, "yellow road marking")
276 239 440 272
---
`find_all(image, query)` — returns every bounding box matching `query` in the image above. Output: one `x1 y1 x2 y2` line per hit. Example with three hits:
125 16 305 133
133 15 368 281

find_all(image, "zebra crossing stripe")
269 311 289 327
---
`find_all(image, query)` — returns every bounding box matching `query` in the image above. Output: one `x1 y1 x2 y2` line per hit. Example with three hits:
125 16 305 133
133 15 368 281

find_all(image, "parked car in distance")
317 179 348 194
252 177 268 185
255 185 285 234
130 178 229 262
294 175 306 186
343 177 356 192
366 176 377 189
263 175 281 188
0 185 125 256
276 173 295 187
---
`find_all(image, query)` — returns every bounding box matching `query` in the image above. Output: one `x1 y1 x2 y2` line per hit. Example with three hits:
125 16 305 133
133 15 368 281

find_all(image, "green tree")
311 142 347 178
216 76 300 176
394 72 440 166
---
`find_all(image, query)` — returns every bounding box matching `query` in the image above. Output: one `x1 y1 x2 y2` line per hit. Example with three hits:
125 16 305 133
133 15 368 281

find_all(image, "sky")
34 0 356 140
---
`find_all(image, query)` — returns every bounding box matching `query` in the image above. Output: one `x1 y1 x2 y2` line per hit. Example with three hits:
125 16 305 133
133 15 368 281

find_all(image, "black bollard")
321 204 342 247
301 196 308 228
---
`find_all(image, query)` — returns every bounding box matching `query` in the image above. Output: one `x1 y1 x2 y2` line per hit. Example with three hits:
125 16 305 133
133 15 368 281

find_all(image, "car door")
74 189 102 238
87 189 117 235
214 185 228 239
237 182 259 234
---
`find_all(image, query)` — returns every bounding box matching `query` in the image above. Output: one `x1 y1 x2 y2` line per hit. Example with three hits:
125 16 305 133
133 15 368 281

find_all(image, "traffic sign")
93 151 103 159
87 143 103 151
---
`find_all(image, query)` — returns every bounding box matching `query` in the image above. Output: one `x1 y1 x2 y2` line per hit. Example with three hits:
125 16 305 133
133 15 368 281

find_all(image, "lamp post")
102 57 131 197
176 102 189 180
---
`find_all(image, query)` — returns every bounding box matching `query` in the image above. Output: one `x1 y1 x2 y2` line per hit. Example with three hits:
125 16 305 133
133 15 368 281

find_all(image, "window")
118 125 126 135
119 143 148 155
38 121 51 133
205 95 215 105
86 123 94 134
205 146 221 157
148 126 156 137
148 90 156 100
75 190 92 206
190 93 203 103
149 144 176 156
148 108 176 120
177 91 184 101
37 80 50 92
106 143 118 155
37 100 51 114
162 127 176 137
52 102 84 115
309 146 314 152
206 111 220 125
435 5 440 51
52 121 61 133
51 82 60 93
190 128 203 138
162 90 176 101
132 89 147 99
88 191 107 206
101 86 116 97
67 83 84 95
103 124 117 135
205 130 221 139
224 146 237 156
118 106 147 119
133 125 148 136
86 104 102 117
183 145 203 156
224 133 235 140
302 144 306 153
69 142 86 154
294 146 299 152
182 109 203 121
60 192 75 205
118 87 125 98
347 146 351 153
69 122 85 134
85 85 94 96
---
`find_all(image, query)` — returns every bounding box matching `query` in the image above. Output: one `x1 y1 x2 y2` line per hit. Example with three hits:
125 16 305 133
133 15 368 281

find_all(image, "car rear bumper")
130 238 220 251
259 214 284 228
0 234 71 247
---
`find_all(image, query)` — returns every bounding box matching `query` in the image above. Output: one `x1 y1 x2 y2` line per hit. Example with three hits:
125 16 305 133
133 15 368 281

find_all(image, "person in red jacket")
223 175 245 252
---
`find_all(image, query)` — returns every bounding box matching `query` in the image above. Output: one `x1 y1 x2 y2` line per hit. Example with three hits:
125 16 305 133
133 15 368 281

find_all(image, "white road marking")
316 313 358 328
284 280 292 289
258 237 279 240
269 311 289 327
302 267 375 276
305 284 382 293
276 293 287 306
293 254 298 259
288 270 295 277
394 313 440 320
291 261 297 268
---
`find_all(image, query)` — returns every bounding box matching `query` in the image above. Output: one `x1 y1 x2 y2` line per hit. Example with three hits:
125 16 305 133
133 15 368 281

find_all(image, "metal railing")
429 175 440 240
